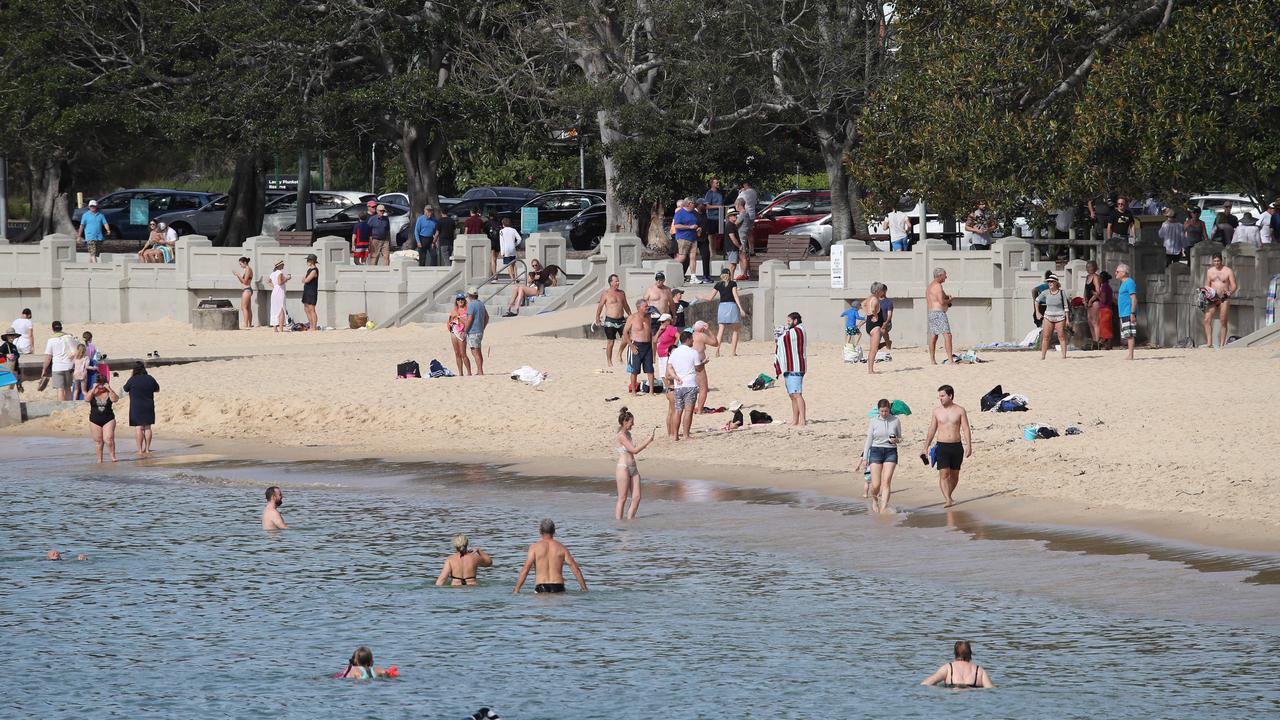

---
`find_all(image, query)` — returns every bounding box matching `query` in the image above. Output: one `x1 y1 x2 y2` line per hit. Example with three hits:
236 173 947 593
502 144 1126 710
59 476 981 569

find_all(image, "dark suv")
72 189 221 240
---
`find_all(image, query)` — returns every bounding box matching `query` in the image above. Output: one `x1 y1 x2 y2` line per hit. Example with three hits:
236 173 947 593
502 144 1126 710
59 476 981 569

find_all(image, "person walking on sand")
1035 274 1068 359
301 254 319 331
665 330 701 441
774 312 807 426
614 406 656 519
926 268 954 365
691 320 719 413
1115 263 1138 360
268 260 290 332
594 274 630 368
623 298 656 395
435 533 492 586
921 641 995 689
920 384 972 507
234 257 254 329
701 268 743 357
262 486 287 529
858 398 902 513
86 376 119 463
40 320 79 401
123 361 160 456
446 293 473 376
1203 253 1238 349
513 519 588 594
464 286 489 375
861 282 888 374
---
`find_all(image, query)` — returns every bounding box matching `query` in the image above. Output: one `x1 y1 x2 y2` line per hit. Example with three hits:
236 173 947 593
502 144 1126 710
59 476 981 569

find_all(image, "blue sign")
520 207 539 235
129 198 150 226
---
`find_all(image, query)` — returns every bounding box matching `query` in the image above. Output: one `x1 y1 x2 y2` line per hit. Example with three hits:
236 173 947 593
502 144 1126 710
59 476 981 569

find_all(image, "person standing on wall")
435 208 457 267
734 182 758 280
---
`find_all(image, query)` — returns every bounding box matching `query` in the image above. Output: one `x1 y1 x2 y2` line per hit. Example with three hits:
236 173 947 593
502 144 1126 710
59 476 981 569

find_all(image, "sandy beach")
7 310 1279 551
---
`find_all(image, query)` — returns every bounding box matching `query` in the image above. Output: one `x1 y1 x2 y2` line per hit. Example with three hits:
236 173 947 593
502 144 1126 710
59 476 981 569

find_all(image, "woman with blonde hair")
435 533 492 586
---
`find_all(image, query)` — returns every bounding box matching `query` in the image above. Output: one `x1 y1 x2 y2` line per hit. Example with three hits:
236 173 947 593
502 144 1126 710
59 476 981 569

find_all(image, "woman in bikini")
1035 274 1069 359
234 257 254 329
86 375 119 463
445 293 472 376
861 282 888 374
921 640 995 689
435 533 492 586
614 406 655 520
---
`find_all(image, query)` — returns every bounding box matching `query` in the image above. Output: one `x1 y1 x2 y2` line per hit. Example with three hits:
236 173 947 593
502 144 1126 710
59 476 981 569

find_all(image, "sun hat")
1 327 19 341
728 400 743 412
1046 273 1060 283
274 260 285 269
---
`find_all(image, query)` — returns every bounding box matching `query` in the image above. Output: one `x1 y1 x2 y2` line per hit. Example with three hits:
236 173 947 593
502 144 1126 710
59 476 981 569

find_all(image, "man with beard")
262 486 288 530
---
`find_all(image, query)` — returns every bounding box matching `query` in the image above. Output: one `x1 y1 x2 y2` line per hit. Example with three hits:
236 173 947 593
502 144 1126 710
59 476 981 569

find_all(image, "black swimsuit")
535 583 566 593
88 395 115 427
943 662 983 688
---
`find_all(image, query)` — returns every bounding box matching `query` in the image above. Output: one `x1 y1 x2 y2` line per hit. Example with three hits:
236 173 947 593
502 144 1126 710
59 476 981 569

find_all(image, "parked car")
781 214 833 255
446 197 529 225
460 186 539 202
719 190 832 251
521 189 606 225
1189 193 1262 218
261 191 376 235
72 189 221 240
154 195 229 237
285 202 411 242
377 192 461 211
540 203 606 251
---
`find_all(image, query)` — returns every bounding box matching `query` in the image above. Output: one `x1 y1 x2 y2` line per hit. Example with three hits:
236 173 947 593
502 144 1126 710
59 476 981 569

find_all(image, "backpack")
397 360 421 378
980 385 1004 412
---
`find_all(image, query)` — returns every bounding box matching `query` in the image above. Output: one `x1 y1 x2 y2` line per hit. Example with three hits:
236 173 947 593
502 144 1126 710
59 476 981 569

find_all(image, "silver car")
153 195 228 237
782 214 834 255
155 190 376 237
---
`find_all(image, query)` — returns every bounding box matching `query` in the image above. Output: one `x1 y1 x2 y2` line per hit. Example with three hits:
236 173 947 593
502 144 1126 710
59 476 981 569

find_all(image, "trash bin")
193 298 239 331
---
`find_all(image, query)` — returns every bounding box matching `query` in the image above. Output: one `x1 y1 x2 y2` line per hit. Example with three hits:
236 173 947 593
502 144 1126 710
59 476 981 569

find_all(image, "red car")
716 190 832 252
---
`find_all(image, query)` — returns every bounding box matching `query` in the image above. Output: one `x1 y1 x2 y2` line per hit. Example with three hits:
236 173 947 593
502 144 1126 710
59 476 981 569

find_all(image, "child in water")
339 646 397 679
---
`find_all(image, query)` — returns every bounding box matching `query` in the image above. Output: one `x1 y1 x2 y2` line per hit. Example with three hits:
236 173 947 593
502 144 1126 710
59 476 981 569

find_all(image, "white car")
1189 193 1262 219
378 192 461 211
262 191 376 235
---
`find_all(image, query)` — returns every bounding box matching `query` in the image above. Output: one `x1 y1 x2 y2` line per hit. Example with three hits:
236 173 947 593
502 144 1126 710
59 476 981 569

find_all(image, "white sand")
10 312 1279 548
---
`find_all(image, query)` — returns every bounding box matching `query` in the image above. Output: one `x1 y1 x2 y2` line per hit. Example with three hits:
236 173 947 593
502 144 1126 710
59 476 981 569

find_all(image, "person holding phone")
613 405 655 520
858 398 902 513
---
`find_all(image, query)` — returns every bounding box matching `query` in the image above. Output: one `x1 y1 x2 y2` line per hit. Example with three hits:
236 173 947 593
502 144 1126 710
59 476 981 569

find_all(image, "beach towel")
842 343 864 364
428 359 455 378
510 365 547 386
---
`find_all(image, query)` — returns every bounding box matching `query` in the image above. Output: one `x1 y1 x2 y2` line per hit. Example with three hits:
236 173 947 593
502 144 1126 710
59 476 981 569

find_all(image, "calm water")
2 437 1278 719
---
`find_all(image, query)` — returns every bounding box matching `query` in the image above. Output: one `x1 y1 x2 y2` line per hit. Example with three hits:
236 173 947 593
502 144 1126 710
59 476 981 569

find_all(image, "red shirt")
463 215 485 235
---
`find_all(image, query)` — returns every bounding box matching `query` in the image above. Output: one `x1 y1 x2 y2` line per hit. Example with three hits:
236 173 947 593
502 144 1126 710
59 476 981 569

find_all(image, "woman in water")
234 257 254 329
922 640 995 688
614 406 655 520
857 398 902 513
268 260 290 332
435 533 493 586
340 646 390 679
86 375 119 463
122 361 160 456
445 293 472 375
1035 274 1068 359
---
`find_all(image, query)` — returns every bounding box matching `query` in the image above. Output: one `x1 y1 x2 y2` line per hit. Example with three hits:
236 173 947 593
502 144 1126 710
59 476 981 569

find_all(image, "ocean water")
2 437 1278 719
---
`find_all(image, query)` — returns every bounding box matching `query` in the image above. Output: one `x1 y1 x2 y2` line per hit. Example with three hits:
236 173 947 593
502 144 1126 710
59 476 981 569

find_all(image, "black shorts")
631 341 654 373
935 441 964 470
535 583 565 593
603 317 624 340
489 236 500 251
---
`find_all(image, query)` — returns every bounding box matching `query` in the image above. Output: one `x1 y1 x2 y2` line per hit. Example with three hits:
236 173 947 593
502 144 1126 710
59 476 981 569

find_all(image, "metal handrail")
477 258 529 308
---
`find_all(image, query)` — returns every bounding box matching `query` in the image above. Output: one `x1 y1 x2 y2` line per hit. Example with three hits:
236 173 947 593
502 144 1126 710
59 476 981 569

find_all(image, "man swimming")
920 384 972 507
513 518 588 594
262 486 288 530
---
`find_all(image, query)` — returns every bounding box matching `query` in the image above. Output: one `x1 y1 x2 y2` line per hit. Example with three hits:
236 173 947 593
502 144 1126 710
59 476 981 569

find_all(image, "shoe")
734 274 749 281
502 311 518 318
700 276 713 284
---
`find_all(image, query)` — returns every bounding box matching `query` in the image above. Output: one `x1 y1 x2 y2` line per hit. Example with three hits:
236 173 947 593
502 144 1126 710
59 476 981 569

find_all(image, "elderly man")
926 268 953 365
367 204 393 265
1115 263 1138 360
414 206 439 267
672 197 700 281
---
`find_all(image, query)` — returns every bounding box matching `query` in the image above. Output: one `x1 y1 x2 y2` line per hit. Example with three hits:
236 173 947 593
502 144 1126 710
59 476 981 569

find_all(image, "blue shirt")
465 299 488 335
840 308 862 331
702 190 724 220
80 211 108 241
1117 278 1137 317
673 208 698 241
367 215 391 240
415 216 438 240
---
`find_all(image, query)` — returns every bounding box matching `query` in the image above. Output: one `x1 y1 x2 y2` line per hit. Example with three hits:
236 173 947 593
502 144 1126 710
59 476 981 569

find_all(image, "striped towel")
1268 274 1280 326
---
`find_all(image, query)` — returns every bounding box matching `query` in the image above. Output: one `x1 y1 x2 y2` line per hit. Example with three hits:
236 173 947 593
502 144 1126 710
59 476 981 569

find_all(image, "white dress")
269 270 287 325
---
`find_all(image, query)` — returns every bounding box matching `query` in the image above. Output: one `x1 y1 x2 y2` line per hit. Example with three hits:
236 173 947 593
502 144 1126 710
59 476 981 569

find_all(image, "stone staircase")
417 278 580 325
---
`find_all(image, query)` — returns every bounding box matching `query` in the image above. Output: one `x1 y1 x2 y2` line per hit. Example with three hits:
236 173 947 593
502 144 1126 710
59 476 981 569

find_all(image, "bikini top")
449 551 477 583
944 662 983 688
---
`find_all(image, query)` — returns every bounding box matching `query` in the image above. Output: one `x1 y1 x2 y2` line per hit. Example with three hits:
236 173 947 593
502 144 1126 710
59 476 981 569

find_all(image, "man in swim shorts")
262 485 288 530
926 268 953 365
594 274 630 368
1202 253 1237 349
513 518 588 594
920 385 972 507
623 298 656 395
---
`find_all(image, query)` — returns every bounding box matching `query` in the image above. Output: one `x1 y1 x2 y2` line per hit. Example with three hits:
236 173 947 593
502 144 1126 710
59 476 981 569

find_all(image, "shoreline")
12 425 1279 555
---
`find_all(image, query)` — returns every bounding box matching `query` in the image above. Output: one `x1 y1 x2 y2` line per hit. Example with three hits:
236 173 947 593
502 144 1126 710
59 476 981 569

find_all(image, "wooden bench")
276 231 314 247
749 234 812 276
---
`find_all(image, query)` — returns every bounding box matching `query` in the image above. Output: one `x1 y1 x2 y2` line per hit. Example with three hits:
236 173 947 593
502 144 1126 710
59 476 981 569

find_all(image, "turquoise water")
2 437 1278 719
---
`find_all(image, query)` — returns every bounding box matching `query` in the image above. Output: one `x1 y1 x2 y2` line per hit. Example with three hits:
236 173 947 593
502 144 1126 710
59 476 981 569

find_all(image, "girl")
446 293 472 376
71 344 89 400
340 646 389 679
614 406 655 520
1035 274 1068 359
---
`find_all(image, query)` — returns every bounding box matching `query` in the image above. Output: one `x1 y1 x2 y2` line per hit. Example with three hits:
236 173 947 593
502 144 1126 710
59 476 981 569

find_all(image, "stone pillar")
38 233 75 321
312 235 349 328
525 232 566 271
458 233 490 281
600 233 643 278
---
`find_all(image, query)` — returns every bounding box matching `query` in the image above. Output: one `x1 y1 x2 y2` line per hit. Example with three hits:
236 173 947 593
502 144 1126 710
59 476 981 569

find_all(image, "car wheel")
588 234 602 250
807 239 823 256
172 222 193 236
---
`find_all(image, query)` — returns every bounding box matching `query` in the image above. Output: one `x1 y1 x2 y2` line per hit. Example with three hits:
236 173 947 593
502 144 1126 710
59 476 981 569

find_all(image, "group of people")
230 254 321 332
670 178 760 284
137 220 179 263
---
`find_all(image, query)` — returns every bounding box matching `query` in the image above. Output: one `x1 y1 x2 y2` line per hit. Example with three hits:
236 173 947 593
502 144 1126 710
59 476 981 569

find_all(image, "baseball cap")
366 200 377 208
376 204 386 212
658 313 672 322
655 271 666 280
466 285 479 296
305 253 318 262
88 200 98 207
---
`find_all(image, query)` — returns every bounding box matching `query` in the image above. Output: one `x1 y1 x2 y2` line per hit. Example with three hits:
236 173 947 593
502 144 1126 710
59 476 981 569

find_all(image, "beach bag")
397 360 421 378
427 359 454 378
998 397 1028 412
980 385 1004 412
747 373 775 391
748 409 772 424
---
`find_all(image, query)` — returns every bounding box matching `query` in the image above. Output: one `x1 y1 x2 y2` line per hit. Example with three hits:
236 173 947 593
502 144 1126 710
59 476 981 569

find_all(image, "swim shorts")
1120 319 1137 340
928 310 951 336
535 583 565 593
603 316 624 340
783 372 804 395
727 249 740 264
631 341 654 373
674 385 698 410
934 441 964 470
466 333 484 349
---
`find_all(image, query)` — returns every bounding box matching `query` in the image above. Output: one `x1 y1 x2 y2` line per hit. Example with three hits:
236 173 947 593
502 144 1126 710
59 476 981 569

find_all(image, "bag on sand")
397 360 422 378
980 385 1004 412
748 409 773 424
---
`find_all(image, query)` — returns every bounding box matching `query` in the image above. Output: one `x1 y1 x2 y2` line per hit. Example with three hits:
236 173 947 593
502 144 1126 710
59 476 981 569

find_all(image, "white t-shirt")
886 211 910 240
499 227 521 257
667 344 700 388
165 227 179 244
44 333 77 371
11 317 33 354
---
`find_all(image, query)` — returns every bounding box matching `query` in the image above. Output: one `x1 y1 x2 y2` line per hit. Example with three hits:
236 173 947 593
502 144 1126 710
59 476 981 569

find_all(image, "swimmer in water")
262 486 287 530
46 550 62 561
435 533 493 586
513 518 588 594
340 646 390 679
614 406 655 520
921 640 995 689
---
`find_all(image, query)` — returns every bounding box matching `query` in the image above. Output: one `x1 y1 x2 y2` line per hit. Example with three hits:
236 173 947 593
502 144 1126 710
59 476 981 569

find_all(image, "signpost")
520 206 539 235
129 198 150 227
829 242 845 289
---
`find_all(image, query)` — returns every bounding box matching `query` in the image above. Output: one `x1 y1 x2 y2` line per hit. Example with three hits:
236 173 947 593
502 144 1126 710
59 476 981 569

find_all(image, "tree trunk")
295 149 312 231
400 120 446 223
644 201 671 253
215 151 266 247
817 128 860 249
597 108 636 237
19 153 74 242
